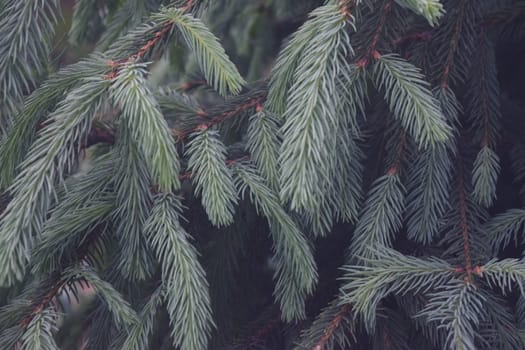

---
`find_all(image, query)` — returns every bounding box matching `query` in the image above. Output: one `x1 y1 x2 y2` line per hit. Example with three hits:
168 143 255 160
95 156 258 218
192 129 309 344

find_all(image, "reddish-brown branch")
356 0 393 68
386 131 406 176
19 280 66 329
339 0 355 20
240 317 281 350
182 0 196 13
105 20 175 80
105 0 200 79
392 31 433 47
171 95 266 141
80 93 265 147
440 1 467 88
313 304 352 350
84 125 116 148
472 265 483 276
181 79 207 91
103 0 198 79
225 155 250 166
456 154 473 282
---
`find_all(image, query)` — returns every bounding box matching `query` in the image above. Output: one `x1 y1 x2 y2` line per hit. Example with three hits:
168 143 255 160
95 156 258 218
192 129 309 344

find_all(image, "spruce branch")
485 208 525 255
232 162 318 321
467 34 501 207
266 0 358 116
186 127 238 227
111 62 181 192
0 55 108 189
483 2 525 40
144 193 214 350
172 91 266 141
278 3 357 212
30 153 116 274
480 259 525 296
455 154 474 282
0 78 108 286
18 307 59 350
372 306 412 350
356 0 393 68
439 177 489 270
104 8 176 66
32 193 114 275
405 143 453 243
62 265 140 327
235 316 281 350
112 123 156 280
265 15 317 117
296 300 354 350
404 86 458 244
84 302 117 350
1 276 75 349
393 0 444 26
247 107 281 191
157 7 246 96
113 286 163 350
68 0 103 46
18 280 65 331
478 289 524 350
472 146 500 208
466 34 501 150
96 0 160 51
340 248 455 331
157 88 202 121
329 128 364 225
373 54 451 148
434 0 480 87
0 0 523 348
0 0 60 131
349 173 405 261
418 281 485 350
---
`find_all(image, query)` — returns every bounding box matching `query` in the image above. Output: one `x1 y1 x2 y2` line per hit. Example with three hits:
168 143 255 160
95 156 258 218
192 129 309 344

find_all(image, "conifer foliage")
0 0 524 349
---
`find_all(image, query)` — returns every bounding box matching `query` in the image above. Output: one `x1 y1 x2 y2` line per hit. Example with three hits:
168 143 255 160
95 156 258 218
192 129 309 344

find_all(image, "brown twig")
440 0 467 88
240 317 281 350
339 0 355 20
104 0 196 80
171 94 267 141
105 20 175 80
19 280 66 329
386 130 406 176
313 304 352 350
356 0 393 68
392 31 433 47
182 0 196 14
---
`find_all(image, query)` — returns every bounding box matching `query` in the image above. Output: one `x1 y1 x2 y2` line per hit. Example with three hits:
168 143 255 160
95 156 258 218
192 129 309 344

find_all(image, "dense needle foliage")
0 0 525 349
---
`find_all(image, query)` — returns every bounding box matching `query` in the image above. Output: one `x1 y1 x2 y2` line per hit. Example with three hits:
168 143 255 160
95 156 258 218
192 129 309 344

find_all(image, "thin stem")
240 317 281 350
440 0 467 88
105 20 175 80
356 0 393 68
171 94 267 141
387 130 406 175
313 304 352 350
20 279 65 329
339 0 355 20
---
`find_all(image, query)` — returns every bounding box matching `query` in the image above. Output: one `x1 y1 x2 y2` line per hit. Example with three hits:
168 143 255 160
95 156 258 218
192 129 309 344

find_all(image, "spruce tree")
0 0 524 349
